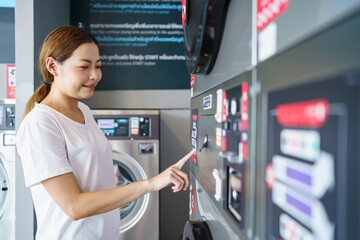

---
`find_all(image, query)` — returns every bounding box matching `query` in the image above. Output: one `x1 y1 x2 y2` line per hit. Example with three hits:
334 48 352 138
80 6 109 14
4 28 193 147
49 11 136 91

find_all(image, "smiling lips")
83 84 95 89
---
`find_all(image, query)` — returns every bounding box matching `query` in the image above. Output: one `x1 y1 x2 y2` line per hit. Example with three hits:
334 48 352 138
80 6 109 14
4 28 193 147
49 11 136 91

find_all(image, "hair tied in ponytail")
43 81 51 87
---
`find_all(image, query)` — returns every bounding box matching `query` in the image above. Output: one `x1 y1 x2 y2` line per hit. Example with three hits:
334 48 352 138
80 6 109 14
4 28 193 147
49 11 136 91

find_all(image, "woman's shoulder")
20 103 60 128
78 101 90 111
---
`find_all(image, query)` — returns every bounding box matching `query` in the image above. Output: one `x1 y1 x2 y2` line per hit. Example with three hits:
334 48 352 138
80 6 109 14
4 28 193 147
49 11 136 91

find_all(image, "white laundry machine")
92 109 159 240
0 99 16 240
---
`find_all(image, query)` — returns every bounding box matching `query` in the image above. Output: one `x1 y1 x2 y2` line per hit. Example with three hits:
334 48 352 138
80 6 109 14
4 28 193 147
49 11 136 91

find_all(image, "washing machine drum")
112 151 150 233
0 158 9 220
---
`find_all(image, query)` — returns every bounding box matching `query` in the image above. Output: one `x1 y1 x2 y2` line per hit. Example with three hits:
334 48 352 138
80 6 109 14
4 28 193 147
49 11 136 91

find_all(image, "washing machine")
0 99 16 240
92 109 159 240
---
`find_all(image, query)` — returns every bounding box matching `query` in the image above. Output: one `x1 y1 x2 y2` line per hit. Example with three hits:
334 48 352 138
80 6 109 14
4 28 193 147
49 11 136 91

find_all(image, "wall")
160 109 190 240
0 64 8 99
15 0 35 239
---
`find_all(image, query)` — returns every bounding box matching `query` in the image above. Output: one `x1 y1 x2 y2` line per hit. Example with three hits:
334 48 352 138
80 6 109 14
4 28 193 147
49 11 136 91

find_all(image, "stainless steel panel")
92 109 160 240
191 0 254 97
0 129 15 240
189 172 244 240
92 109 159 116
109 140 159 178
190 70 255 239
257 0 360 62
110 140 159 240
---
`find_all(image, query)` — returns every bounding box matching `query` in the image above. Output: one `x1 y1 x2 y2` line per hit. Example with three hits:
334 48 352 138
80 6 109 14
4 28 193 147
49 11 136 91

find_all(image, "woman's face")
54 42 102 100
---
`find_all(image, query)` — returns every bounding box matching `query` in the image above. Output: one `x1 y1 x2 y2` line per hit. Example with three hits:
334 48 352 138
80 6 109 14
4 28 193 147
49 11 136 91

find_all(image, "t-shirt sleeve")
17 118 73 187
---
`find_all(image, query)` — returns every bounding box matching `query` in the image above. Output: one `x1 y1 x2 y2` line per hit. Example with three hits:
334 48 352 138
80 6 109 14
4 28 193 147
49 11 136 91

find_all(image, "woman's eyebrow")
78 59 101 63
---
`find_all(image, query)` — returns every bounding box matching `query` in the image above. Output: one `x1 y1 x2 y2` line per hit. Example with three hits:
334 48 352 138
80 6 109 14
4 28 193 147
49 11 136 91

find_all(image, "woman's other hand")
148 149 196 193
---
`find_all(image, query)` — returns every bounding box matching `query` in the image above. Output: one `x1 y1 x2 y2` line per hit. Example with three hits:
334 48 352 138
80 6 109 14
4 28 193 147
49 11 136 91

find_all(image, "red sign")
182 0 186 26
276 99 329 128
241 82 249 160
191 154 197 164
6 64 16 99
257 0 290 31
190 74 195 88
191 188 195 215
222 91 227 122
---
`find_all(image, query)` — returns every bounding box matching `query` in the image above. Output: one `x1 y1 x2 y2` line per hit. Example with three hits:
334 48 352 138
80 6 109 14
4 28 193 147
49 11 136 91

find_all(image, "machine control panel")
96 117 150 137
94 113 159 140
0 104 15 131
190 80 250 232
219 82 249 228
265 73 360 240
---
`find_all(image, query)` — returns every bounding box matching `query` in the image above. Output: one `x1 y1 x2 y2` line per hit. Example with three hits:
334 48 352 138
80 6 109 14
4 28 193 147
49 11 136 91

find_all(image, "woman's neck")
41 90 85 124
41 91 78 112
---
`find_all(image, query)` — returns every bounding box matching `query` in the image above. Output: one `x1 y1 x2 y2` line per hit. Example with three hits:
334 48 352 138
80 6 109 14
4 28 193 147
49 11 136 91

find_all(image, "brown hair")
24 25 99 116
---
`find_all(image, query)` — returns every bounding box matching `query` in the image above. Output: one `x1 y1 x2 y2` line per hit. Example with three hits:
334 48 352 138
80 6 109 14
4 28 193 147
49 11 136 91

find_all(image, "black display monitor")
70 0 189 90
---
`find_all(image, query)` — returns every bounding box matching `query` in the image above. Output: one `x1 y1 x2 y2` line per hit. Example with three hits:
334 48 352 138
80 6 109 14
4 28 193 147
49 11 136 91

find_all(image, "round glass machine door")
0 156 9 220
112 151 149 233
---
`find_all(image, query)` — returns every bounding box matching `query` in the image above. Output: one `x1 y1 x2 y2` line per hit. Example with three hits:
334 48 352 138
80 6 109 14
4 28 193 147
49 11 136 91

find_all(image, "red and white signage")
190 187 195 215
190 74 195 88
215 89 228 123
241 82 248 160
6 64 16 99
276 99 329 128
257 0 290 31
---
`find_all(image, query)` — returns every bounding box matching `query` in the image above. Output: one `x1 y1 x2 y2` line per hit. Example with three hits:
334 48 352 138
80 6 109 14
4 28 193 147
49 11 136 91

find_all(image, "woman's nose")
89 67 101 81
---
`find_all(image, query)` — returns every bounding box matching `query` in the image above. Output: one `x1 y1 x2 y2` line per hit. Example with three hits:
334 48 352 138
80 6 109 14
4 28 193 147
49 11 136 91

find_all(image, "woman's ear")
46 57 58 76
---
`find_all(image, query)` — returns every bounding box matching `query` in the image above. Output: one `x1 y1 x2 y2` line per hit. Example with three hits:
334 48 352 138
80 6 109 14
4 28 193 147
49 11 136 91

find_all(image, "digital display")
97 119 114 129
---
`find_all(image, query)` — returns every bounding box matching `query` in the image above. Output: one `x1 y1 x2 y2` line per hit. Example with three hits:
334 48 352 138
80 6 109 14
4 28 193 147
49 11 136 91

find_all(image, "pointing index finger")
174 149 196 169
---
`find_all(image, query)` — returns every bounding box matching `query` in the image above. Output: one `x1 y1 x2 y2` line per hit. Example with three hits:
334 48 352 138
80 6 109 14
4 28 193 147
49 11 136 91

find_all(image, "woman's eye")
96 66 102 69
80 66 88 69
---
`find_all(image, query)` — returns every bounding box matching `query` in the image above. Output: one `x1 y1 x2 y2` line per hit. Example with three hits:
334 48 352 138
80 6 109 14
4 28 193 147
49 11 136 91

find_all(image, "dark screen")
70 0 189 90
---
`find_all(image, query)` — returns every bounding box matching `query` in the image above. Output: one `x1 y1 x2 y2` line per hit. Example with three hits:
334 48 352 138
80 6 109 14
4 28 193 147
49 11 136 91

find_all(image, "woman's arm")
41 149 195 220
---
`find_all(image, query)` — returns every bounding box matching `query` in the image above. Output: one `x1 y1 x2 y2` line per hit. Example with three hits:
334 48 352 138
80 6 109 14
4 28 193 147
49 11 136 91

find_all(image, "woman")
16 25 194 240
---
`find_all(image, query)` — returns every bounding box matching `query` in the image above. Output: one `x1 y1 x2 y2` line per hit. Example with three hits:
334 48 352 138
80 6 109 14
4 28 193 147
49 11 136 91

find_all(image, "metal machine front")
188 0 254 97
183 1 360 240
185 71 255 240
255 10 360 240
182 0 230 74
92 110 159 240
257 0 360 63
0 99 15 240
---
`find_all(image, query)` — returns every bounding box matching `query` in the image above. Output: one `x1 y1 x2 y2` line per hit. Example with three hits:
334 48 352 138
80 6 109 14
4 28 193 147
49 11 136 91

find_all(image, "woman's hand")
148 149 196 193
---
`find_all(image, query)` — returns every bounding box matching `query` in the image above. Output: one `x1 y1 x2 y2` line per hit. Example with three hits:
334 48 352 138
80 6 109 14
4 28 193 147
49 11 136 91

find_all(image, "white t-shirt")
16 102 120 240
